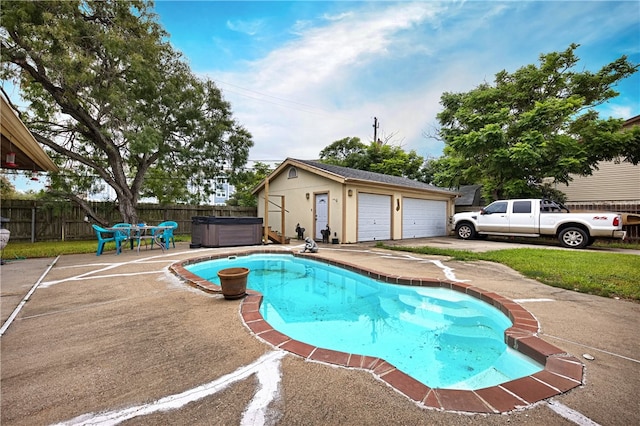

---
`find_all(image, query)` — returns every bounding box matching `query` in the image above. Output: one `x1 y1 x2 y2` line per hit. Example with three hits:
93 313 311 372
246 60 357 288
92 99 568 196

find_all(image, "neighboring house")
557 115 640 211
560 161 639 205
454 184 485 212
252 158 458 243
211 176 235 205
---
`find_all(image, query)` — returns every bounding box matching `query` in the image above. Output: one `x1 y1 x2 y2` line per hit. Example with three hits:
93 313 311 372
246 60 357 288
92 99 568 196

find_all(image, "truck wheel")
558 227 588 249
456 222 476 240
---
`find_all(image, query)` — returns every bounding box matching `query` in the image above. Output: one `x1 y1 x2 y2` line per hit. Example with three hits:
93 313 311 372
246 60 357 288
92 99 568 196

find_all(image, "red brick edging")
170 249 584 413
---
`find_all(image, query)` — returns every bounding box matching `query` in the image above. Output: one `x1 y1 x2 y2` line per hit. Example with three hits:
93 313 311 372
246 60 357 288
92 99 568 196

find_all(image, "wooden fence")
0 199 257 242
2 199 637 242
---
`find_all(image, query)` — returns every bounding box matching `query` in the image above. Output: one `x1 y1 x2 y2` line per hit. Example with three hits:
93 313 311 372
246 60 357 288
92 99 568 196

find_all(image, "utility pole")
373 117 379 144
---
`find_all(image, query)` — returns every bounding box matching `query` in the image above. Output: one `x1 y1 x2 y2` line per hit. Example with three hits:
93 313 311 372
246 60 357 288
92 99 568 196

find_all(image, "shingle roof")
294 159 456 194
455 184 483 206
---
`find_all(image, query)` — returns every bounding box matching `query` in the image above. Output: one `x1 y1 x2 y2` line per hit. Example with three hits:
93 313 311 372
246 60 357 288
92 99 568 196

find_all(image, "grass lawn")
1 236 190 259
381 244 640 301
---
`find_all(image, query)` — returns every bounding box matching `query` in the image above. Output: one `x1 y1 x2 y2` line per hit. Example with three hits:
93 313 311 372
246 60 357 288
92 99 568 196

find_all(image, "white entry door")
315 193 329 240
357 193 391 241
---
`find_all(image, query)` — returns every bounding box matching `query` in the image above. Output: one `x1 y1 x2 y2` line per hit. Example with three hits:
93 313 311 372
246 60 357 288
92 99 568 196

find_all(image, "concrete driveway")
1 239 638 425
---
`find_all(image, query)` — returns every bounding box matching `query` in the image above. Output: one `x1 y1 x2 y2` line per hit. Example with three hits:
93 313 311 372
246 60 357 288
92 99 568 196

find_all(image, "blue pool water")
186 253 543 389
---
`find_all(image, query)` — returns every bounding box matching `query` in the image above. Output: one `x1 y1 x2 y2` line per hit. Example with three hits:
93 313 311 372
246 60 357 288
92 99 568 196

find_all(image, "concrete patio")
1 239 638 425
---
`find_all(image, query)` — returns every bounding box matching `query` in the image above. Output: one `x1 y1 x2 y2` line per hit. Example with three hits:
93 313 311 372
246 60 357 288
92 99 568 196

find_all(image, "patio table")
108 225 173 253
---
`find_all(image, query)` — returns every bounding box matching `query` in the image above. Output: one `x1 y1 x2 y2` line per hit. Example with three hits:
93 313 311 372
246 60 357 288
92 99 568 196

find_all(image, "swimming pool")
185 253 543 390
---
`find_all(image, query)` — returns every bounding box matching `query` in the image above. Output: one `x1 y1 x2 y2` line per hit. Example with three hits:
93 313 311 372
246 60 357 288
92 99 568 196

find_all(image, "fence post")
31 207 36 243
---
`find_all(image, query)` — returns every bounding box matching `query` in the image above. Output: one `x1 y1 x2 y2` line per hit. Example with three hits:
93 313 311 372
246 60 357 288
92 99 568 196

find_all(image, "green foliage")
1 0 253 223
228 162 275 207
1 175 17 199
433 44 639 201
319 137 367 166
0 175 47 200
381 244 640 301
319 137 430 182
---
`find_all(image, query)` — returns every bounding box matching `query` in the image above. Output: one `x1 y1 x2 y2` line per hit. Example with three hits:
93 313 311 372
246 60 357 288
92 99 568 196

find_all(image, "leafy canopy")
228 162 275 207
319 137 429 182
431 44 638 201
0 0 253 223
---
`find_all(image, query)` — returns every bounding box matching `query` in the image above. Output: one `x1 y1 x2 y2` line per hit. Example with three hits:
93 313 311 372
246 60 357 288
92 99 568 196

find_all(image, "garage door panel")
358 194 391 241
402 198 447 238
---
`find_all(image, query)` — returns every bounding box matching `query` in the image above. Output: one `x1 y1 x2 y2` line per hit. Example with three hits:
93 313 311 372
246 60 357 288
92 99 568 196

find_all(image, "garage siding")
402 198 447 238
357 193 391 241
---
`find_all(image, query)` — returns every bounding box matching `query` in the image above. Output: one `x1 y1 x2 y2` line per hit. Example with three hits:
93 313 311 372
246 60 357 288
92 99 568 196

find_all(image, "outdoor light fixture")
348 189 353 196
5 151 17 168
305 193 310 200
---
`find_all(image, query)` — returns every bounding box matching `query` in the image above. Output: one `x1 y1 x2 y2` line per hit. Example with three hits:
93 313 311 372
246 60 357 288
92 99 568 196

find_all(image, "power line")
213 79 330 110
213 79 352 121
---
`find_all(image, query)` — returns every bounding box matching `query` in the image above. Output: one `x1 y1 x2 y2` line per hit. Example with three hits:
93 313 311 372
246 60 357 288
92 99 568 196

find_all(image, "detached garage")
253 158 458 244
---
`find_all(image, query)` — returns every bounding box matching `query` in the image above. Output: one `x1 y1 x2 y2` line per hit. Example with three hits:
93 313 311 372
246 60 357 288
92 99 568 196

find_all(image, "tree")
318 137 367 166
227 162 274 207
0 175 17 199
0 1 252 224
433 44 638 201
319 137 428 181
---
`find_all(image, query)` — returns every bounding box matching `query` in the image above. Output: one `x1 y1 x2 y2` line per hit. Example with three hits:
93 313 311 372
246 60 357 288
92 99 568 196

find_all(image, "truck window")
484 201 507 214
513 201 531 214
541 200 562 212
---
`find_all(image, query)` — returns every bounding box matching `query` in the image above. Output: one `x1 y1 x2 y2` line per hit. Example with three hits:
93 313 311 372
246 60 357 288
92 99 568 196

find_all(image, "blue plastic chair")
92 224 127 255
153 221 178 249
111 223 133 250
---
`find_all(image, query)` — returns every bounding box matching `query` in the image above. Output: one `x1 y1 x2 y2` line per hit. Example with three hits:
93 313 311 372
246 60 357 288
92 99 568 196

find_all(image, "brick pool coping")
169 249 584 414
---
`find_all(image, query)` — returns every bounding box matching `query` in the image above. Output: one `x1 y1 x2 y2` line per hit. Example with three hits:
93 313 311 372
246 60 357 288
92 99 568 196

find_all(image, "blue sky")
153 0 640 165
7 0 640 193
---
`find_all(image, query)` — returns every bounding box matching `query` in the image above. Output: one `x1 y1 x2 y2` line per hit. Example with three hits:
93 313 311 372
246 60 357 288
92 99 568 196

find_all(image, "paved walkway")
1 239 638 425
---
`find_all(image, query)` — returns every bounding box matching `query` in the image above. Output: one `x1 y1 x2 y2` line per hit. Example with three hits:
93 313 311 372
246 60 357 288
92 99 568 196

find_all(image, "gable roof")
623 114 640 129
455 184 484 206
253 158 457 196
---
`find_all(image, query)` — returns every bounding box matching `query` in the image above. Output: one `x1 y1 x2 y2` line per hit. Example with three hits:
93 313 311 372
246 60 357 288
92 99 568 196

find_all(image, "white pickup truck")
452 199 626 249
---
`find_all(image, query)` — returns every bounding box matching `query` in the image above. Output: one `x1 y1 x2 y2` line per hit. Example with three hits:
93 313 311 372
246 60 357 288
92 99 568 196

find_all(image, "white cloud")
226 19 264 36
599 104 634 121
248 3 439 93
205 1 639 164
322 11 353 21
211 2 447 161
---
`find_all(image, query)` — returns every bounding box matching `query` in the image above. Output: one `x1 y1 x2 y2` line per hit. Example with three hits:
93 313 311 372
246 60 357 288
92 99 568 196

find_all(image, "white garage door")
358 193 391 241
402 198 447 239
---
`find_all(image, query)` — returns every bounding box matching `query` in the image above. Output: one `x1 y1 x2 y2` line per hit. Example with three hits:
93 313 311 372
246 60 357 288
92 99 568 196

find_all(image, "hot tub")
190 216 263 248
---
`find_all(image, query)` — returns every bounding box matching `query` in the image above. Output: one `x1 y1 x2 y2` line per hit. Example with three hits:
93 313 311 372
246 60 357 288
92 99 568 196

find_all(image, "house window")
288 167 298 179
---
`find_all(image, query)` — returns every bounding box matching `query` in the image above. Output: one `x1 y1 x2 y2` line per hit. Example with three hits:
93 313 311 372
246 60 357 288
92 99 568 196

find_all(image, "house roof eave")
1 95 59 172
252 157 458 199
